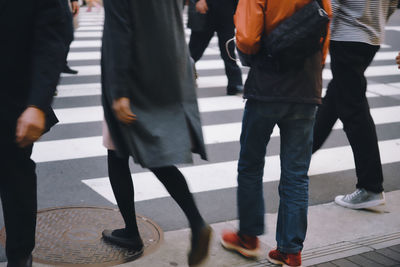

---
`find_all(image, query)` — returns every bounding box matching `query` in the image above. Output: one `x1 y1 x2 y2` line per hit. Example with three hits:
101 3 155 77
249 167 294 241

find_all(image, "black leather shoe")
227 85 244 95
62 65 78 74
188 224 212 266
102 229 144 252
7 254 32 267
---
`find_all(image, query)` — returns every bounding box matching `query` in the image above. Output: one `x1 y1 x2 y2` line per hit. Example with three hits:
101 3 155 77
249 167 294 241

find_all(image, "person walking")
396 52 400 68
0 1 68 266
62 0 80 75
101 0 212 265
188 0 243 95
312 0 398 210
220 0 331 266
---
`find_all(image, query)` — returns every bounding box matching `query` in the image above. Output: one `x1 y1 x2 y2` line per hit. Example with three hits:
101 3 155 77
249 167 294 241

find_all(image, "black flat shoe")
188 224 212 266
227 85 244 95
7 254 32 267
62 65 78 74
102 229 144 251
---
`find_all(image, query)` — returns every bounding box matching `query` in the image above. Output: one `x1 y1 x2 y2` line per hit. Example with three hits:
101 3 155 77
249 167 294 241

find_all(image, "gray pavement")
1 190 396 267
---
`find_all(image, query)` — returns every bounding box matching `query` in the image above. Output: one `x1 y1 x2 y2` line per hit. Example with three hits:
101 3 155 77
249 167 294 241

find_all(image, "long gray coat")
101 0 207 168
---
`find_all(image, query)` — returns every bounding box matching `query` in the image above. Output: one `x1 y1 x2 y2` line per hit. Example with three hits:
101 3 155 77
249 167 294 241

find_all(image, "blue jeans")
238 100 316 253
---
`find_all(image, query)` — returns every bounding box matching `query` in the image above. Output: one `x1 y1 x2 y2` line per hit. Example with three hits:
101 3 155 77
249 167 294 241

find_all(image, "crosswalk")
38 8 400 223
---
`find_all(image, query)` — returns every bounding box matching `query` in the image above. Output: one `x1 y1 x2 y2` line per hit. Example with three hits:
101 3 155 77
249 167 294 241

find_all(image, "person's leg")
149 166 211 266
237 100 277 237
149 166 205 232
332 42 383 193
107 150 140 237
62 8 78 74
276 104 316 254
102 150 143 251
0 143 36 263
214 2 243 93
221 101 281 258
189 30 215 62
312 80 339 152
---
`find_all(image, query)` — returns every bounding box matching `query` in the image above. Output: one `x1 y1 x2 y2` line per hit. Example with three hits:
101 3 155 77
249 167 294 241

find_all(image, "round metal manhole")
0 207 163 266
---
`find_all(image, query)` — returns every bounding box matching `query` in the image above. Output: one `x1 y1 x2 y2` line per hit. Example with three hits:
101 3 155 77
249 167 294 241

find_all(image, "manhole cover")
0 207 163 266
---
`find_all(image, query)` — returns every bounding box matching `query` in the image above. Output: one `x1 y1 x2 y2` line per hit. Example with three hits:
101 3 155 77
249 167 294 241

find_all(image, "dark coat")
102 0 207 168
0 0 68 136
243 52 323 105
187 0 238 32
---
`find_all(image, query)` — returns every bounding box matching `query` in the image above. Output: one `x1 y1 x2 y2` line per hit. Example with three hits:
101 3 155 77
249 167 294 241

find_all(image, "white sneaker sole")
335 196 386 209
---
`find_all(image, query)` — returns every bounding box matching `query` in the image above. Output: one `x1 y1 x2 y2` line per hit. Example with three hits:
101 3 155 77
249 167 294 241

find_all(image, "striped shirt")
331 0 398 45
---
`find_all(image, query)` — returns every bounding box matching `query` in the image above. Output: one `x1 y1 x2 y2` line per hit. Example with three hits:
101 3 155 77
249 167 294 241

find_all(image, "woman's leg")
150 166 211 265
150 166 205 232
107 150 140 236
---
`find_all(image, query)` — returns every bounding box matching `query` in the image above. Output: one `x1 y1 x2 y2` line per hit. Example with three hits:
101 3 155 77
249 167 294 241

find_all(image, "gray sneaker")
335 188 385 209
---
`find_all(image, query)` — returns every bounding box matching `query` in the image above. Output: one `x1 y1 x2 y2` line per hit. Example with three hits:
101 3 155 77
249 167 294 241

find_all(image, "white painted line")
53 95 247 124
76 26 103 31
367 83 400 96
36 105 400 164
82 138 400 203
33 136 106 163
67 52 100 61
70 40 102 48
53 92 399 125
56 83 101 97
326 51 399 64
66 48 220 61
74 31 103 38
385 26 400 32
323 65 400 80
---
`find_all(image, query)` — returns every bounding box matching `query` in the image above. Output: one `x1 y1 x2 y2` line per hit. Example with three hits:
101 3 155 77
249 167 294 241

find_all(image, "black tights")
107 150 205 237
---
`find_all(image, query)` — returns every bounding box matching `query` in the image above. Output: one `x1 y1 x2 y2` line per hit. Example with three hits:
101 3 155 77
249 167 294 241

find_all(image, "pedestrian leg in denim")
237 100 277 236
276 104 316 253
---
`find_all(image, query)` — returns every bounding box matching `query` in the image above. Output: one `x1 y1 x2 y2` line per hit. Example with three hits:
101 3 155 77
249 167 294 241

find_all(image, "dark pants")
313 41 383 193
63 1 74 65
238 101 316 253
0 115 37 261
188 1 242 87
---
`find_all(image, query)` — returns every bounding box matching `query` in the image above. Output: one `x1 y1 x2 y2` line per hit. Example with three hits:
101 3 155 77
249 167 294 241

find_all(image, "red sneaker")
220 230 260 258
268 249 302 267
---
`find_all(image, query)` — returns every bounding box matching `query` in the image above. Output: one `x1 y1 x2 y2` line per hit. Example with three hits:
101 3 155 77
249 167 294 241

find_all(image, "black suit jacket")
0 0 68 133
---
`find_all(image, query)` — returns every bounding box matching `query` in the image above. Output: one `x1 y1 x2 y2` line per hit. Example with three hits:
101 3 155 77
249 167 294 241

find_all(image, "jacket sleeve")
103 0 133 100
321 0 332 65
28 0 68 111
234 0 266 55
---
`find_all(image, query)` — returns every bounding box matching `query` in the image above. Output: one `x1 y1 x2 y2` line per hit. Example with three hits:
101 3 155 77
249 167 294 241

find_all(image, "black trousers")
64 2 74 65
0 115 37 261
188 1 242 87
313 41 383 193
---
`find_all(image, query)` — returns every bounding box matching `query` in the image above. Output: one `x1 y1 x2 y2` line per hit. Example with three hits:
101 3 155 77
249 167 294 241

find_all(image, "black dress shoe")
62 65 78 74
7 254 32 267
188 224 212 266
227 85 244 95
102 229 144 252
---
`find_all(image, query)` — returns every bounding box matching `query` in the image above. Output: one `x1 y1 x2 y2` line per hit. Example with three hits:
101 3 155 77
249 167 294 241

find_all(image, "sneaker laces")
344 188 364 201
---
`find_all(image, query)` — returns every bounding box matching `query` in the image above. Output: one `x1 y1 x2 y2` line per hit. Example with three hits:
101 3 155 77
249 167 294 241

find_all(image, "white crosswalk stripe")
46 8 400 206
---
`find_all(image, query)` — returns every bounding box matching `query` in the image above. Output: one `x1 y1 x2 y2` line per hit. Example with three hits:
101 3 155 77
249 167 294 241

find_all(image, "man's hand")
15 106 46 148
113 97 137 124
396 52 400 69
71 1 80 16
196 0 208 14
